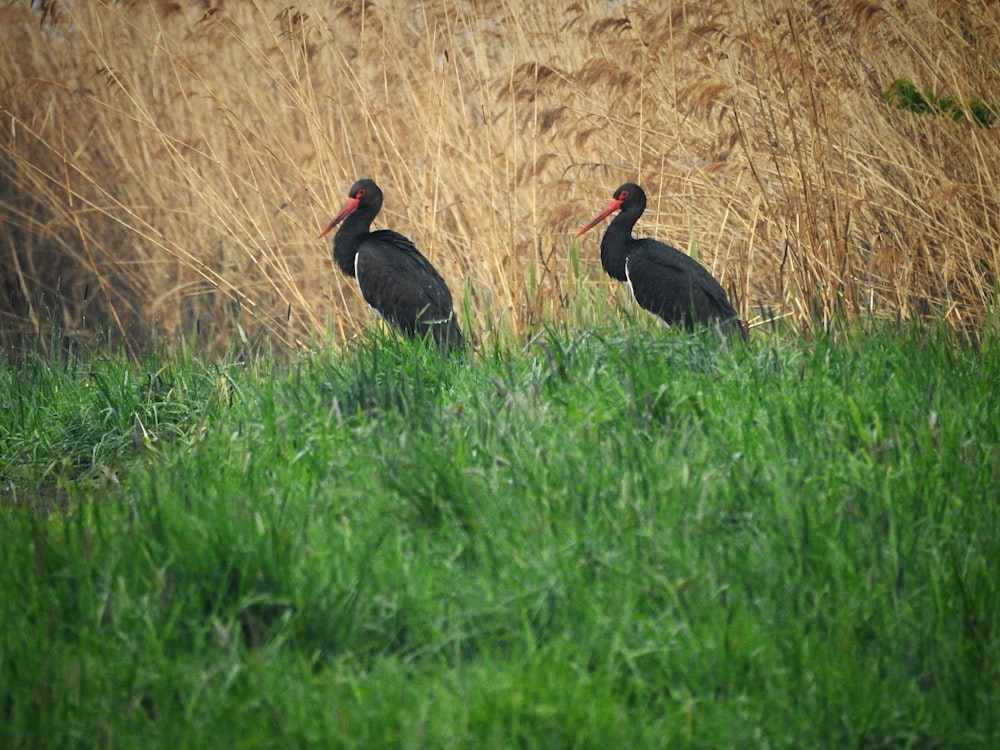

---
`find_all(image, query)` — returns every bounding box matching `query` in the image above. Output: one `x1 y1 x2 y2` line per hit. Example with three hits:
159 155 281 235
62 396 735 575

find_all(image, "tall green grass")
2 324 999 747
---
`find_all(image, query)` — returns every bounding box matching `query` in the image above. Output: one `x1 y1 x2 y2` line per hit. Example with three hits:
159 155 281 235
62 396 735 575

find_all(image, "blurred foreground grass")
1 322 998 747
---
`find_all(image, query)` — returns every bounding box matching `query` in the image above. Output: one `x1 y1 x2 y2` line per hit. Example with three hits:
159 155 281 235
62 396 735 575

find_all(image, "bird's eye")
356 188 366 198
619 190 629 200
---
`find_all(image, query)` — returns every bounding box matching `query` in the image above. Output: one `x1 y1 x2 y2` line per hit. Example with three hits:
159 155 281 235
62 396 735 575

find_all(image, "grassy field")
2 1 999 746
2 321 998 747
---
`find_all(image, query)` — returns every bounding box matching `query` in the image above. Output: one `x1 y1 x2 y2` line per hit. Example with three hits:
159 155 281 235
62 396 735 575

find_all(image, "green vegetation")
884 78 998 128
3 323 998 748
3 3 999 743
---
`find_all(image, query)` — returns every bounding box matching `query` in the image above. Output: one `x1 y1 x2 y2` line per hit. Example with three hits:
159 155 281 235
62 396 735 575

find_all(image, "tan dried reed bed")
1 0 998 354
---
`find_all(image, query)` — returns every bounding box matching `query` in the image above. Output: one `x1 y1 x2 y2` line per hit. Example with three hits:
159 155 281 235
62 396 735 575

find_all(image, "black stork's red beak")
319 195 361 238
574 196 624 238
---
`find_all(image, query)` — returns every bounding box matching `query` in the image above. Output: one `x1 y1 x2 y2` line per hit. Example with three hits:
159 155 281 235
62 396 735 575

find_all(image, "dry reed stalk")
1 0 998 355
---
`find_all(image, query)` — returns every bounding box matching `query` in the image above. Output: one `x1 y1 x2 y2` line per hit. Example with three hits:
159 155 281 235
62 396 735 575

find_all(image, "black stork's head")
319 179 384 238
575 183 648 282
574 183 647 239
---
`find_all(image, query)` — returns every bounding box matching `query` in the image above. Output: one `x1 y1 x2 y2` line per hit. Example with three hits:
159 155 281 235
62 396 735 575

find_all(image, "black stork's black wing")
355 229 465 349
625 239 741 333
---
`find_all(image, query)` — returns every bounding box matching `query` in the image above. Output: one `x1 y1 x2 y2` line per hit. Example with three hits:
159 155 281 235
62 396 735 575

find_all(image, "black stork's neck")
600 185 646 282
332 208 375 278
330 180 384 278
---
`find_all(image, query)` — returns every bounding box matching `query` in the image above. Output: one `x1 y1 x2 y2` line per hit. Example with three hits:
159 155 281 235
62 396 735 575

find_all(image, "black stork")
320 178 465 351
576 183 747 341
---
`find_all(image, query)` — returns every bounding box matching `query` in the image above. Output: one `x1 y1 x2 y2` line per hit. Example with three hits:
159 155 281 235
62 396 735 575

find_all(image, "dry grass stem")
2 0 998 353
